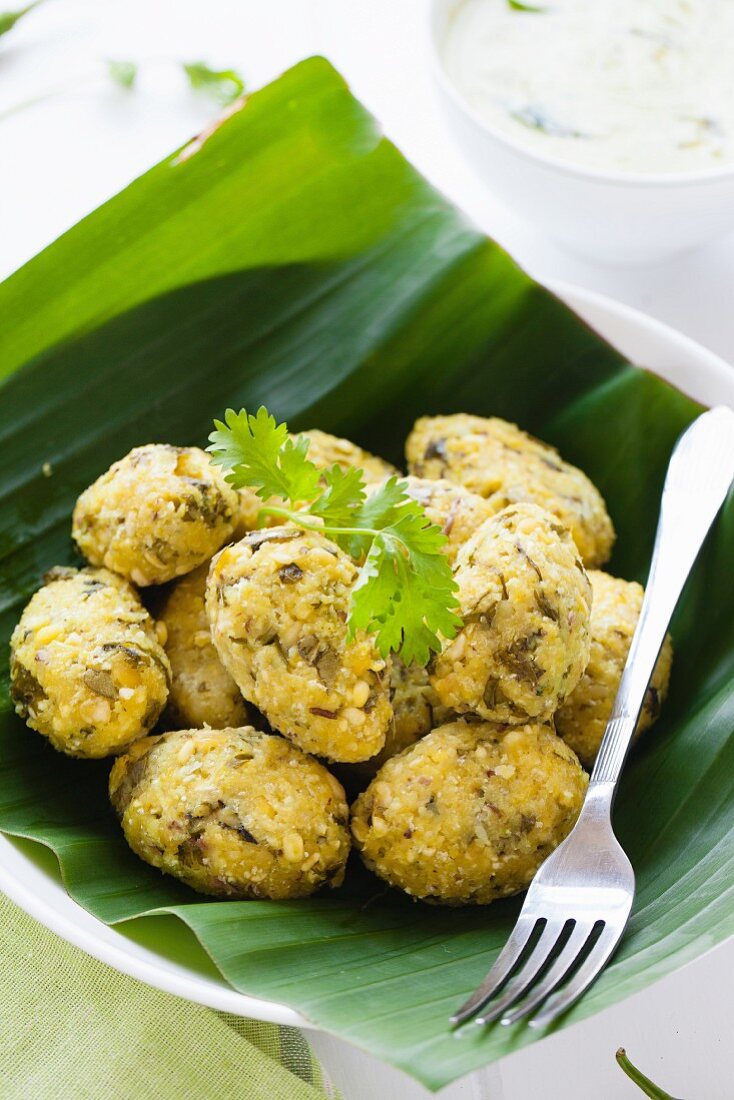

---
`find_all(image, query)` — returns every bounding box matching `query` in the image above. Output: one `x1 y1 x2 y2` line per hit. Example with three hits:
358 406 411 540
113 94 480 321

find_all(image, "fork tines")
451 912 620 1029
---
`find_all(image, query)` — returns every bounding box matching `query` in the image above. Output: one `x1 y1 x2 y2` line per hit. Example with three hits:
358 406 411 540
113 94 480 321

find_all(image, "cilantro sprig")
208 407 462 666
183 61 245 105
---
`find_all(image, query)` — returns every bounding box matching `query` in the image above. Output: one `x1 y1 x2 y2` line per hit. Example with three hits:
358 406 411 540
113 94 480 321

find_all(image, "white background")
1 2 732 1097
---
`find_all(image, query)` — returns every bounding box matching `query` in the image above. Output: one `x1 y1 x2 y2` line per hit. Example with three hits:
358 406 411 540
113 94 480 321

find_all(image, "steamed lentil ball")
297 429 398 485
72 444 239 585
396 477 496 566
10 567 170 758
109 726 351 899
430 503 592 724
206 528 392 762
354 659 453 777
554 570 673 768
233 429 398 536
158 564 248 731
351 720 588 904
383 659 448 762
406 413 614 567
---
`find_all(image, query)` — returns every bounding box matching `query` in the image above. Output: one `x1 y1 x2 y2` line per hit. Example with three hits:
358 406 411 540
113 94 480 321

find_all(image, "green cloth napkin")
0 893 340 1099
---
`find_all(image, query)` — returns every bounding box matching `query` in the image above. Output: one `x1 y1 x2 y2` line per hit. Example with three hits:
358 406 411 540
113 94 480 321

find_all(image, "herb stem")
0 71 102 123
616 1049 676 1099
259 504 410 555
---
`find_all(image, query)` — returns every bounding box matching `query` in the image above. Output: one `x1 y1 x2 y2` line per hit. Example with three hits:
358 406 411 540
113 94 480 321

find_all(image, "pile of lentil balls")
9 416 672 905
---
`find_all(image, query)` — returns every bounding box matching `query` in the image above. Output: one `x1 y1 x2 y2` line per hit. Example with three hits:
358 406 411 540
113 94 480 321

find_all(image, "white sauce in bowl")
442 0 734 174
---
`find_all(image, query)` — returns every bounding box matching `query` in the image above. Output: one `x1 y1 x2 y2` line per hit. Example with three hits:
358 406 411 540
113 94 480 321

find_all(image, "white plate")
1 283 732 1035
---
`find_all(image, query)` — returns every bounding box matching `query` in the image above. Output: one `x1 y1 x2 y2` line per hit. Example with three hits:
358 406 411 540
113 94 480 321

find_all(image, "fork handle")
590 406 734 791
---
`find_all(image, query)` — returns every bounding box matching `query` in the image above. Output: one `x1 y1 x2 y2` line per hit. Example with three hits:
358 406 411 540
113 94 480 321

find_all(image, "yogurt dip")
442 0 734 174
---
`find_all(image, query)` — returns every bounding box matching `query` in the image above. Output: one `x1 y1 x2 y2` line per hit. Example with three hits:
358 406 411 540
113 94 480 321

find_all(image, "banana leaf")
0 58 732 1091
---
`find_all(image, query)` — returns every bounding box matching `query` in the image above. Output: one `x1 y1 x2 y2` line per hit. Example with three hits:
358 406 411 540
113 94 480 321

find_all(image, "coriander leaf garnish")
0 0 43 39
348 492 464 666
107 59 138 90
507 0 547 12
310 465 367 531
209 407 322 502
208 406 461 665
183 61 245 105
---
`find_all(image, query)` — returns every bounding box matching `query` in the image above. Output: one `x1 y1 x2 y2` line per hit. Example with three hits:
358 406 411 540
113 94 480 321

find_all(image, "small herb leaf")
0 0 43 39
107 59 138 90
183 61 245 105
209 407 321 503
310 464 366 529
348 502 463 666
507 0 547 12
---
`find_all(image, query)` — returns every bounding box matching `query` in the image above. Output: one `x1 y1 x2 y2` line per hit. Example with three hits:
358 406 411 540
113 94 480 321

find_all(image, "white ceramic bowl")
0 285 732 1042
429 0 734 265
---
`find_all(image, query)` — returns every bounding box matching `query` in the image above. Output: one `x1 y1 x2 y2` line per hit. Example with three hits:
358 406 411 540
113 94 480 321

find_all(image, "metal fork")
451 405 734 1031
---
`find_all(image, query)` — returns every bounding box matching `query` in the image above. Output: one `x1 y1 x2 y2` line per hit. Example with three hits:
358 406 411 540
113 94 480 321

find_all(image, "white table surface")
1 2 732 1097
